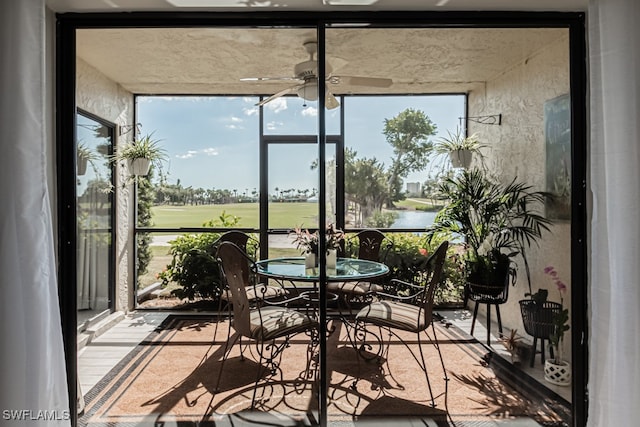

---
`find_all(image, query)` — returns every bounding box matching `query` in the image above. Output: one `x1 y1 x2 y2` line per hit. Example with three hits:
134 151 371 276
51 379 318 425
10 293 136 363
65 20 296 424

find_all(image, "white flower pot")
77 156 88 176
544 359 571 386
449 149 473 169
305 252 317 268
128 158 151 176
327 249 337 270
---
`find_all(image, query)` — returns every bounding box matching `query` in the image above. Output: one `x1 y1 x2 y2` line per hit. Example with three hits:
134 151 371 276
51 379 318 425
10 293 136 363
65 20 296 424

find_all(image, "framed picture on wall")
545 93 571 220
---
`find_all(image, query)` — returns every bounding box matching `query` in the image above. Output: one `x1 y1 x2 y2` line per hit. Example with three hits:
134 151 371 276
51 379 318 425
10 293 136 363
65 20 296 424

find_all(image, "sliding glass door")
61 13 586 427
76 111 115 328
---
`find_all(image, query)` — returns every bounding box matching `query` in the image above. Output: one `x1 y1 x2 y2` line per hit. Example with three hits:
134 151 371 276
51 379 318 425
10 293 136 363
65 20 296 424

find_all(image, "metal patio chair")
214 241 319 407
353 241 449 409
327 229 393 311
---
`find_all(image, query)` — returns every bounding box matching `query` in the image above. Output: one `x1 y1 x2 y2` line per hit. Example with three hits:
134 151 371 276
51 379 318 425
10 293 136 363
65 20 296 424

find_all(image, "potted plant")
292 223 344 269
434 127 485 169
112 132 168 179
427 169 553 296
541 266 571 385
77 142 99 176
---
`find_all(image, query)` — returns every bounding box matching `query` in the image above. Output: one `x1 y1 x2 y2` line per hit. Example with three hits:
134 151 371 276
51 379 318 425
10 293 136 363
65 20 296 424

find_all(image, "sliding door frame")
56 11 587 427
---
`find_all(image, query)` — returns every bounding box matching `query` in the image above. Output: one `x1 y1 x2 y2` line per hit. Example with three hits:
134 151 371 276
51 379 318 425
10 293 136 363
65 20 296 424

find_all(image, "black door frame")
56 11 587 427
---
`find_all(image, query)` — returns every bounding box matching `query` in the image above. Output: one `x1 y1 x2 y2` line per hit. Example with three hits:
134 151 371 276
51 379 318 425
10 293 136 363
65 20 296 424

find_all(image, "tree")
382 108 437 205
344 148 389 225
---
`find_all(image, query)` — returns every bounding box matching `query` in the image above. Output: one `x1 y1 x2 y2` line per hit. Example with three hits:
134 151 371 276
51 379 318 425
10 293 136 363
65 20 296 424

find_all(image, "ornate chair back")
216 241 253 338
417 241 448 329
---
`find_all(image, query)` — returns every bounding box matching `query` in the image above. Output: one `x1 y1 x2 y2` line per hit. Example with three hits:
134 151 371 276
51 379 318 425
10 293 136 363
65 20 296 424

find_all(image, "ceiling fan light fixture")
297 81 319 101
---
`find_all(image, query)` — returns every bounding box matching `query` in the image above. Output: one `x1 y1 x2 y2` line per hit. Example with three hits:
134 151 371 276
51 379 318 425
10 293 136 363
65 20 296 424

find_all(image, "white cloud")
176 148 218 159
266 121 283 131
176 150 198 159
244 106 259 116
230 116 242 122
226 124 243 130
302 107 318 117
266 98 288 113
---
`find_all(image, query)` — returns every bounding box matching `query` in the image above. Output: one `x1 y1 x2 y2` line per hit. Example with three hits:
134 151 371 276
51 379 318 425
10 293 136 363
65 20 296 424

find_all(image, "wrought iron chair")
214 241 319 407
327 229 393 311
215 231 287 306
353 241 449 408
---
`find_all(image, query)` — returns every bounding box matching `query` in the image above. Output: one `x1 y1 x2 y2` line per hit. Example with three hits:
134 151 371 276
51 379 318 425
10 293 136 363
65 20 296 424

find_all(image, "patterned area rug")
79 314 568 426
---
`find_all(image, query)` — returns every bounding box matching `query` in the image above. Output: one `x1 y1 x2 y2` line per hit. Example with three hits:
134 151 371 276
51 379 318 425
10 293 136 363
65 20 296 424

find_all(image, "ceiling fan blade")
241 76 300 82
256 85 300 107
325 91 340 110
332 75 393 88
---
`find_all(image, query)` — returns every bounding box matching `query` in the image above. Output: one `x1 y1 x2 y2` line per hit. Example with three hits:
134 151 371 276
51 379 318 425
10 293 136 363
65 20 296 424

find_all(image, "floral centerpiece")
292 223 344 268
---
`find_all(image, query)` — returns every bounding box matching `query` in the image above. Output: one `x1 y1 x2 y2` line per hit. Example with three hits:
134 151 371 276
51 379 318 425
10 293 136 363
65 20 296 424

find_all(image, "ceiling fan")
241 41 393 109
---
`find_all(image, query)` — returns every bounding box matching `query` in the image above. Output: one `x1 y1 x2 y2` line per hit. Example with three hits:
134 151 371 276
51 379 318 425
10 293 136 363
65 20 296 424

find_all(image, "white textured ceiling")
76 27 569 97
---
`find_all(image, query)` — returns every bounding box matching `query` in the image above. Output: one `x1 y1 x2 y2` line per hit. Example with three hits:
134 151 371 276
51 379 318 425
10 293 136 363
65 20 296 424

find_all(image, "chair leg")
486 303 491 346
416 331 436 407
540 338 546 365
214 332 239 392
430 322 450 414
495 304 503 337
530 336 538 367
470 301 479 336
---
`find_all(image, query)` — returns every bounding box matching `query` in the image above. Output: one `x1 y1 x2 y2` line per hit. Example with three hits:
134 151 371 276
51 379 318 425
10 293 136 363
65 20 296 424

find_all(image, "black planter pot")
519 299 562 367
467 267 509 298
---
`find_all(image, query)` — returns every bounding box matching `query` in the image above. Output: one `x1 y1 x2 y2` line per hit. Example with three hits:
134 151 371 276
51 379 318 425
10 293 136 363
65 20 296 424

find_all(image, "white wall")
467 32 572 360
76 58 135 312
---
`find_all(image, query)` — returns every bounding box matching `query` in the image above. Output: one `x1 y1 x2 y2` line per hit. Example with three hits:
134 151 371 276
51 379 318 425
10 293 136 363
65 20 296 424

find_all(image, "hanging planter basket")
77 155 88 176
128 158 152 176
449 149 473 169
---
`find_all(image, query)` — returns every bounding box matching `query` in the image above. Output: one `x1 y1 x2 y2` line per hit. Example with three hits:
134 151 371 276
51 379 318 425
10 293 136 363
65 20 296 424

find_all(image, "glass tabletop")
255 257 389 282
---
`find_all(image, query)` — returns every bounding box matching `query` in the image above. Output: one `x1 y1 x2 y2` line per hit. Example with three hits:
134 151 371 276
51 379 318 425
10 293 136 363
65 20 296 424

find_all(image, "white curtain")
588 0 640 425
0 0 71 425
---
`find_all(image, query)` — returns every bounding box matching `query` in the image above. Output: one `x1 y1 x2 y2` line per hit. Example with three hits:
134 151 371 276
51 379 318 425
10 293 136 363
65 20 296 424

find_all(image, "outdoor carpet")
79 314 569 427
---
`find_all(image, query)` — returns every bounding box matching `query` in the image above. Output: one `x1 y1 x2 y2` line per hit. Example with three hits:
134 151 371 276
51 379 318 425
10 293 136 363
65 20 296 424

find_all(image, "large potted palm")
426 169 553 298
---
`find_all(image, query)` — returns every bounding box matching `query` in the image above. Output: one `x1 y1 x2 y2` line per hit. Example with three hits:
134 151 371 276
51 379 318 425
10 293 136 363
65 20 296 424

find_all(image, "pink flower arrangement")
544 265 567 304
419 248 429 256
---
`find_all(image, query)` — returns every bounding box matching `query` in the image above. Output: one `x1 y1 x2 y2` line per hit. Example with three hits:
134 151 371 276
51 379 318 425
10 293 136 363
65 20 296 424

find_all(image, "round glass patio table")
255 257 389 283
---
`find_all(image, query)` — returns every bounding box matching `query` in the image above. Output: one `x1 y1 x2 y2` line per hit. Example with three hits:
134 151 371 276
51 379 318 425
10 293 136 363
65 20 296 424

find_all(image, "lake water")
390 210 438 229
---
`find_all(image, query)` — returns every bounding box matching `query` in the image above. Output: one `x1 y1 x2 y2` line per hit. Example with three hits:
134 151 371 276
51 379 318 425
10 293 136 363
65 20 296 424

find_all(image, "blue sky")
136 94 465 195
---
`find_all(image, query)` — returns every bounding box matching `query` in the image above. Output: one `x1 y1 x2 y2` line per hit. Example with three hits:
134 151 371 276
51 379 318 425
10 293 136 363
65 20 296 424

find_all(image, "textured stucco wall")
467 33 572 361
76 58 134 313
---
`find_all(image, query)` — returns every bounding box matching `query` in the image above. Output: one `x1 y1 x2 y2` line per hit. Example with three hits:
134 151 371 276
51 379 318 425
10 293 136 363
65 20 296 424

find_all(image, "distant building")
406 182 421 196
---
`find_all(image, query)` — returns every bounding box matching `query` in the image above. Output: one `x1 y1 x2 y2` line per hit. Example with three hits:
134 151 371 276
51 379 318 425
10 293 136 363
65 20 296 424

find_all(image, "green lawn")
151 202 322 229
395 198 443 211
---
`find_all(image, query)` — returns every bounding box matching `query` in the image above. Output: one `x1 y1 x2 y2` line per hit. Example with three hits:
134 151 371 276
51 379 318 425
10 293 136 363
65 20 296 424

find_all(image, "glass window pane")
137 96 260 228
76 113 114 326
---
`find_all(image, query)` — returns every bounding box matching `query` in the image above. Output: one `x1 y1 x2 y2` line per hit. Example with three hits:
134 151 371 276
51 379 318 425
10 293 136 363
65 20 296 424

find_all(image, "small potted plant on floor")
112 132 168 182
434 126 485 169
541 266 571 385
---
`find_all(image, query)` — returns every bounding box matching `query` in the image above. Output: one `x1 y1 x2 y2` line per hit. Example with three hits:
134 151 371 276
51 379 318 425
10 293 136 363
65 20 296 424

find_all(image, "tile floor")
77 308 570 426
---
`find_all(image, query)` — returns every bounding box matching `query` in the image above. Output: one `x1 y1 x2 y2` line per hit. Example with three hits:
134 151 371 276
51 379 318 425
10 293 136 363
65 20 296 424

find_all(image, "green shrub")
383 233 465 305
158 212 256 301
